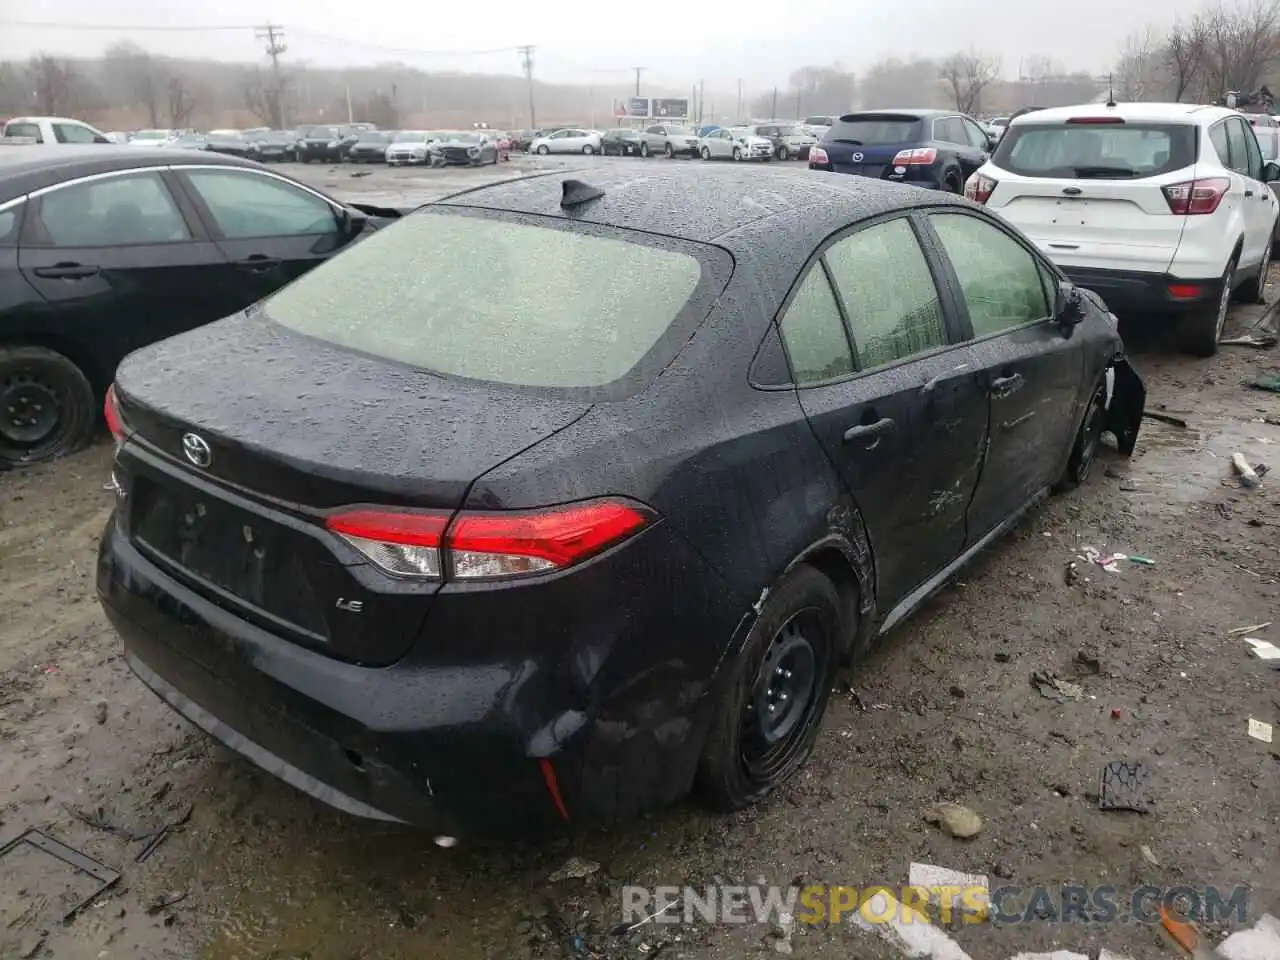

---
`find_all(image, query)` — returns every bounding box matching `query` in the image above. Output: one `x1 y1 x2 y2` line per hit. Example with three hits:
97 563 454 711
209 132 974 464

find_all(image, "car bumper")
1062 267 1225 318
97 513 744 836
386 154 426 165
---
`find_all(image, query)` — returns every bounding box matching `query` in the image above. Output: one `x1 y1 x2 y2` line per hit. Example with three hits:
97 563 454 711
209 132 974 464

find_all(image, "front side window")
0 207 18 244
823 218 948 369
185 170 337 240
263 211 706 390
933 118 963 144
37 172 189 247
930 213 1050 337
778 268 854 384
1237 118 1264 179
962 118 990 148
1226 117 1251 175
1209 122 1230 166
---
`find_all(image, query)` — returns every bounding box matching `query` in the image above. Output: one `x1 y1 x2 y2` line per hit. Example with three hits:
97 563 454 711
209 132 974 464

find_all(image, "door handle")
1246 189 1255 197
991 372 1025 397
235 255 281 273
33 263 99 280
843 417 896 443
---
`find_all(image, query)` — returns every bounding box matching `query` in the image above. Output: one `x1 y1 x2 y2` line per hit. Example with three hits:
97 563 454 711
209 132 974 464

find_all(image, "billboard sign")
613 97 651 118
611 97 690 120
651 98 689 119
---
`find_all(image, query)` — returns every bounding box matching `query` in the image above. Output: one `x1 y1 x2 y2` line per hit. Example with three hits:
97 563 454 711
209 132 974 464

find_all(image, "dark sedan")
0 146 404 467
345 131 393 163
247 130 298 162
600 129 647 156
295 125 344 163
435 133 499 166
205 131 256 159
808 109 995 193
98 165 1144 837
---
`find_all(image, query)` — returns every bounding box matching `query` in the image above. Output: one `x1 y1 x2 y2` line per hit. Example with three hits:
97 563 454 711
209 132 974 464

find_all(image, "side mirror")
339 207 370 239
1264 160 1280 183
1054 280 1086 334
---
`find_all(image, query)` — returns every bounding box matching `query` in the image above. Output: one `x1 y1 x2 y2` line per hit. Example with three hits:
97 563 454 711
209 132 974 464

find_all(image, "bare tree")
1166 16 1210 101
166 73 196 127
104 41 163 126
242 69 281 126
27 55 76 115
939 50 1002 115
1200 0 1280 98
1115 27 1166 100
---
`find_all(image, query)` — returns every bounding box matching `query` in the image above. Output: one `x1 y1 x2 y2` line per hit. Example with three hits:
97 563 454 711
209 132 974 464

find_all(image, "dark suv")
808 110 994 193
295 125 344 163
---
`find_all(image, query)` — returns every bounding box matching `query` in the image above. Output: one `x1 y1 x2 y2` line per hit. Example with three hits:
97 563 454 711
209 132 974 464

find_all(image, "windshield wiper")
1071 165 1139 179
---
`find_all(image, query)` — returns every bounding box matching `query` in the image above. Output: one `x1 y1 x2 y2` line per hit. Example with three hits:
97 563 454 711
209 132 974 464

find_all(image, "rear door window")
35 172 190 246
823 218 948 369
993 121 1196 179
933 117 965 143
262 211 716 392
4 122 42 143
824 114 923 145
1209 122 1230 165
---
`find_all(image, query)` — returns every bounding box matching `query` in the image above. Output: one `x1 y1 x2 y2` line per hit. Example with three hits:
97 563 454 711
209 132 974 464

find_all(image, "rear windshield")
993 122 1196 179
263 211 708 390
824 115 922 145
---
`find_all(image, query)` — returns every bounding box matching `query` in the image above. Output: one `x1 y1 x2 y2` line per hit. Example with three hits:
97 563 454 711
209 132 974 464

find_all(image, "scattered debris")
1248 718 1273 743
93 700 108 725
1229 622 1273 635
135 804 194 864
1219 332 1278 348
349 169 373 177
908 862 990 921
547 856 601 883
0 830 121 922
1233 453 1262 488
1074 650 1101 675
1247 371 1280 393
1080 546 1122 573
1127 555 1155 566
923 801 983 839
1140 844 1160 867
994 652 1011 663
609 898 680 935
1142 411 1188 428
768 911 795 954
1064 561 1081 586
1245 637 1280 662
1032 671 1085 702
1098 760 1151 814
145 890 188 916
1161 906 1201 955
434 836 458 848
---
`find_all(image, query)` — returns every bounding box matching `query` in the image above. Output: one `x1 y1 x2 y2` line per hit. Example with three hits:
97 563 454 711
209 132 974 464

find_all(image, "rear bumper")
97 512 743 835
1062 266 1224 318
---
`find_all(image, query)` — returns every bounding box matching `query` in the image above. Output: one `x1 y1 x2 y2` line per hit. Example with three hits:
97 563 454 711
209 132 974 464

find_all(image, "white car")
697 127 774 161
385 130 433 166
1 116 110 145
529 129 603 155
986 117 1010 142
749 122 818 160
966 102 1280 356
801 115 835 139
129 128 176 146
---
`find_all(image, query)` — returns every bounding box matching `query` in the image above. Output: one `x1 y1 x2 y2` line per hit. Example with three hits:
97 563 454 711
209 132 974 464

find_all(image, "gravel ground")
1 159 1279 960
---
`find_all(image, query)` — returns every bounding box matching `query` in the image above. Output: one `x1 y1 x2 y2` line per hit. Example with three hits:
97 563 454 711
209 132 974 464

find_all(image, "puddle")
1121 414 1278 504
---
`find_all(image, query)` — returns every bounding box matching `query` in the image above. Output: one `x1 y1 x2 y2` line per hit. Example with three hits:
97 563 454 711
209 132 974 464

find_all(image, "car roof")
1011 102 1233 125
435 162 963 245
837 109 953 120
0 145 264 201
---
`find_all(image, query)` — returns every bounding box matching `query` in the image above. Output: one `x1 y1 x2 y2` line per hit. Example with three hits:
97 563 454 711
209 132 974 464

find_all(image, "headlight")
468 147 479 156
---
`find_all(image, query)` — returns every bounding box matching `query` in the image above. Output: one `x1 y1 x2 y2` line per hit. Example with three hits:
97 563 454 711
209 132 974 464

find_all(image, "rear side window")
0 208 17 244
37 173 189 246
824 218 948 369
264 211 707 391
778 268 854 384
824 115 922 145
930 214 1050 337
4 122 42 143
993 122 1196 179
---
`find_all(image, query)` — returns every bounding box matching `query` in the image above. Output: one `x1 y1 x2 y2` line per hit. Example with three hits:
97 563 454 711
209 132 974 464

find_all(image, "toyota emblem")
182 433 212 468
851 152 864 162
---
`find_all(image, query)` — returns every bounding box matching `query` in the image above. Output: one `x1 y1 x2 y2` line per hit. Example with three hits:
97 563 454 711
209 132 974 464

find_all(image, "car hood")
389 140 427 148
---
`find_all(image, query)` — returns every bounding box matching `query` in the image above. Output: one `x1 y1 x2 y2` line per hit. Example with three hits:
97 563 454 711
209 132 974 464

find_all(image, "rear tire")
582 144 594 155
0 346 96 468
1180 255 1235 357
945 172 963 193
697 564 842 811
1254 237 1272 303
664 142 674 158
640 142 650 158
778 145 790 161
1055 378 1107 492
536 145 549 155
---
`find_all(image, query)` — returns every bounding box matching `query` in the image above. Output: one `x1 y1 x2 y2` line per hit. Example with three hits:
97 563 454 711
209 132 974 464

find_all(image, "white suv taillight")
809 146 829 165
965 173 998 204
1162 177 1230 215
326 498 655 581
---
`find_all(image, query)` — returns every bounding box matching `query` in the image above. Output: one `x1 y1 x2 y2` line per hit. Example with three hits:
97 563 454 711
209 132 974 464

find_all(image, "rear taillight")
809 146 829 165
965 173 998 204
891 147 937 165
325 498 655 581
1162 177 1229 215
104 384 124 443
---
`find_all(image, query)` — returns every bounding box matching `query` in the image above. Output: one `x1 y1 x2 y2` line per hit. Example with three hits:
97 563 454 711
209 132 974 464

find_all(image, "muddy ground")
2 160 1280 960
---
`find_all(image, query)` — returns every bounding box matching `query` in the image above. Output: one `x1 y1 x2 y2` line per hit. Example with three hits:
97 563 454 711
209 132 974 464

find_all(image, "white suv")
964 102 1280 356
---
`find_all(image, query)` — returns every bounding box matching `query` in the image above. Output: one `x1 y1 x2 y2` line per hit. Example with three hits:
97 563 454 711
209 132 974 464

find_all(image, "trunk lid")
818 112 925 178
113 313 592 666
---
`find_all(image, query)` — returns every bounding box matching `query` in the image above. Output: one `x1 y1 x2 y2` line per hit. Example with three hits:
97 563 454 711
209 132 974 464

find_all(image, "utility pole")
255 23 287 128
771 86 778 119
633 66 644 97
699 79 705 126
794 90 801 120
345 84 353 123
736 78 743 120
518 45 537 130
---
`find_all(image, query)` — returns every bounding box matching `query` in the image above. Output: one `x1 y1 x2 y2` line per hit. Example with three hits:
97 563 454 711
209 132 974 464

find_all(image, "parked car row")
542 123 818 161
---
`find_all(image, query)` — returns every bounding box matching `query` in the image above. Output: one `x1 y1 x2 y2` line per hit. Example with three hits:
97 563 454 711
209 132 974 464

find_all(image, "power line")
0 19 258 31
289 28 521 58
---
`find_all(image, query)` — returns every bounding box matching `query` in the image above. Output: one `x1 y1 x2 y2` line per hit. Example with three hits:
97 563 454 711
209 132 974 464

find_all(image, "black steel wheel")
697 564 843 810
1056 378 1107 491
0 346 96 468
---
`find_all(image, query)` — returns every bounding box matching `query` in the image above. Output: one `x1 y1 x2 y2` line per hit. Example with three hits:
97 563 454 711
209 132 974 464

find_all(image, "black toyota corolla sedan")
0 146 403 468
97 165 1144 835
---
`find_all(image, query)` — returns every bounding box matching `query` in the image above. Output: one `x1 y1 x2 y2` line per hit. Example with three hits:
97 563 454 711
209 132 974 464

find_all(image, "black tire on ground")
701 146 712 161
536 145 549 155
583 144 594 155
1180 255 1235 358
1055 377 1107 492
665 142 674 158
945 172 963 193
733 147 742 161
778 146 790 161
0 346 96 469
1254 237 1272 303
640 142 650 158
697 563 843 811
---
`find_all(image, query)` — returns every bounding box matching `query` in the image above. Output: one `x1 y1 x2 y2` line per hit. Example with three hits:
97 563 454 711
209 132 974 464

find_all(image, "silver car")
385 130 432 166
697 127 775 161
633 123 699 158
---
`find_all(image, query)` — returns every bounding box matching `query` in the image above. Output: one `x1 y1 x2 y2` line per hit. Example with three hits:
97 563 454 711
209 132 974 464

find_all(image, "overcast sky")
1 0 1211 92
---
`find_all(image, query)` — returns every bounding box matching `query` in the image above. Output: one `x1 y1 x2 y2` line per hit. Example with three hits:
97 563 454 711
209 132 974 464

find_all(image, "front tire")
664 142 674 158
700 146 712 161
777 146 790 161
0 346 96 468
697 564 842 811
582 144 594 155
733 146 742 161
640 142 650 158
1055 378 1107 492
536 145 549 155
1180 255 1235 357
